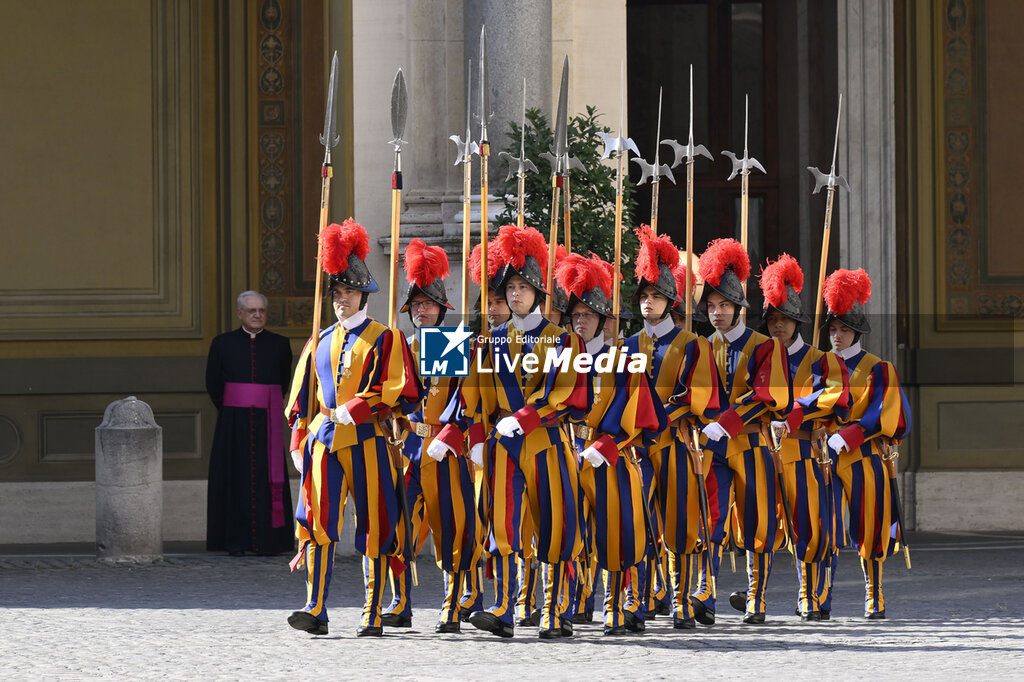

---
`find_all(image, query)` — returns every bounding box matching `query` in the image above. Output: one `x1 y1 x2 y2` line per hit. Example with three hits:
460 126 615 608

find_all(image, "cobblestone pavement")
1 532 1022 679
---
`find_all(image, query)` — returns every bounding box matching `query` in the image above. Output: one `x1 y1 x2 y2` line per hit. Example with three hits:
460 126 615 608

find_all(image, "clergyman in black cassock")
206 292 295 555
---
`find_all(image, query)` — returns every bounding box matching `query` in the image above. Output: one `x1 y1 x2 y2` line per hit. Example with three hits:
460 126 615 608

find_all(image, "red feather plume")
672 262 696 300
823 268 872 316
404 237 449 287
634 224 679 284
469 241 503 285
759 253 804 309
548 244 568 288
319 218 370 274
556 253 612 300
698 238 750 287
492 224 548 275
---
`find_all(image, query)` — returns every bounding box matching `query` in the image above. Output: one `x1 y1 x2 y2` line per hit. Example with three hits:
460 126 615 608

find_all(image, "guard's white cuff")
426 439 452 462
828 433 849 454
702 421 730 442
470 443 484 467
581 446 608 468
334 404 354 426
496 416 523 438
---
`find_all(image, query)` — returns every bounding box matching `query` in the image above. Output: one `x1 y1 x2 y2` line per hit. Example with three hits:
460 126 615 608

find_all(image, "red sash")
223 382 286 528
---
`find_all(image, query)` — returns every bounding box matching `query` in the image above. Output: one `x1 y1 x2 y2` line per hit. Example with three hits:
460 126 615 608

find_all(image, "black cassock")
206 327 295 554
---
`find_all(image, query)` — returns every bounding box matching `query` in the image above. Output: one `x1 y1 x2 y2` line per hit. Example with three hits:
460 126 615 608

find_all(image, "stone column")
837 0 897 362
464 0 552 186
95 397 162 559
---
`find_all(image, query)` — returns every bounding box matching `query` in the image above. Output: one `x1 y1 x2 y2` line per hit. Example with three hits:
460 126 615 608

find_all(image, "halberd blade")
478 26 490 142
390 68 408 147
553 56 569 166
320 51 340 148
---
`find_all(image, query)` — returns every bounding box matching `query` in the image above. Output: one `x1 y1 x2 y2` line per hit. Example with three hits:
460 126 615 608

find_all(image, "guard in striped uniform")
455 240 509 622
285 219 422 637
557 252 668 635
517 243 569 628
380 238 478 634
621 226 722 631
818 268 912 619
758 255 851 621
692 238 791 625
454 225 587 639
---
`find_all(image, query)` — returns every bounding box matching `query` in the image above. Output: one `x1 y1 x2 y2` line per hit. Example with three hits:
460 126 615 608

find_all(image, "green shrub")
495 105 641 329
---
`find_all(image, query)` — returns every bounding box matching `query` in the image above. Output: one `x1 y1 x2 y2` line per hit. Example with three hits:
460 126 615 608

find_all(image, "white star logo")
440 322 474 357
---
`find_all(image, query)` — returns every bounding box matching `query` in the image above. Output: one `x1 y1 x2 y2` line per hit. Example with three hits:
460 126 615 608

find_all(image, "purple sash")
223 382 286 528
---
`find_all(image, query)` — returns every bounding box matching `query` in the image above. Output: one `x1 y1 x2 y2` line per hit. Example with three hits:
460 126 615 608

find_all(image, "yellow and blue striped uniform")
571 339 668 627
383 335 479 626
459 316 588 629
820 347 911 616
285 317 421 628
693 323 791 616
622 325 721 621
777 338 850 614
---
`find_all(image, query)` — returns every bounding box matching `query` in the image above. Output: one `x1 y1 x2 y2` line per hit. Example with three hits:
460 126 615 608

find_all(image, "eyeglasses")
240 307 266 315
410 301 438 311
570 311 597 321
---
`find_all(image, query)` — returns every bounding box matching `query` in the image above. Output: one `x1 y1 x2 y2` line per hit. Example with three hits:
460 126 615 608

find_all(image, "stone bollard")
95 396 163 559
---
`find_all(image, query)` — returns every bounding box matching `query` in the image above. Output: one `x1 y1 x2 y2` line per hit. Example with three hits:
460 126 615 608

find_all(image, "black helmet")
823 268 872 335
759 254 810 324
632 225 681 305
320 219 379 293
697 238 751 311
400 238 455 321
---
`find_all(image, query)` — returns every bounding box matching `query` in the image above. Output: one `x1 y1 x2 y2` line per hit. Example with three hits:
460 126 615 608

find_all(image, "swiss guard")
557 251 667 635
692 238 791 625
381 238 478 634
457 225 587 639
757 255 850 620
285 219 421 637
818 268 912 619
623 225 722 631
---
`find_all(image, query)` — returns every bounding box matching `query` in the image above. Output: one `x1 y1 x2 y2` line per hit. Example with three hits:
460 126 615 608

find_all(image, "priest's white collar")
241 326 263 339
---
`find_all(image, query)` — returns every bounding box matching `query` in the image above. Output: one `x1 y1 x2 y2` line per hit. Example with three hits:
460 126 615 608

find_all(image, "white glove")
290 449 303 473
426 439 453 462
702 422 730 442
470 443 484 467
581 446 608 468
334 404 354 426
771 420 790 435
828 433 849 454
496 416 524 438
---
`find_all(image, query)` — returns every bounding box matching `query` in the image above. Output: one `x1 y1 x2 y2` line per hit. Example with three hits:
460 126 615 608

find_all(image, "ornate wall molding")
935 0 1024 327
0 0 204 340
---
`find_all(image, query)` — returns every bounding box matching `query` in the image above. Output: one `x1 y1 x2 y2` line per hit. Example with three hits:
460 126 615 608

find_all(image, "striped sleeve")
285 337 317 450
599 362 668 450
666 336 724 425
515 330 589 433
838 360 912 451
343 328 423 423
717 337 792 437
789 350 851 431
457 336 497 446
